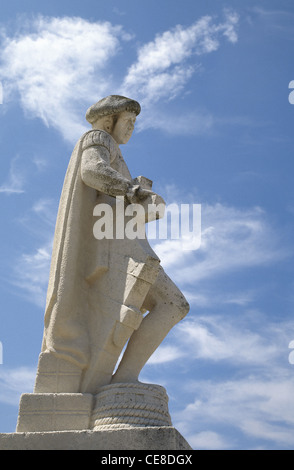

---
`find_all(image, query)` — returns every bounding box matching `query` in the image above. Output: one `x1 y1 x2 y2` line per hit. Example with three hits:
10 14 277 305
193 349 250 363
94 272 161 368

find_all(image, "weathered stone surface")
33 95 189 396
91 383 172 430
16 393 94 432
0 427 192 450
16 383 174 432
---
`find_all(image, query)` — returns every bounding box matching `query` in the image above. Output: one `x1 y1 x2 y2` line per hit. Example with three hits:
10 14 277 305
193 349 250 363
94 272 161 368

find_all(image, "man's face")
111 111 136 145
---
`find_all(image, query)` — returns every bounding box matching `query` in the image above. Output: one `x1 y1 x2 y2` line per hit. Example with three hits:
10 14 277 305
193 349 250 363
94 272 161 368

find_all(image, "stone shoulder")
81 130 117 154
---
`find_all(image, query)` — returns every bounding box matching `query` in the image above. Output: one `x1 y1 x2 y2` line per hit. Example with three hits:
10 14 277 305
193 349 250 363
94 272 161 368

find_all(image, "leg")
111 268 189 383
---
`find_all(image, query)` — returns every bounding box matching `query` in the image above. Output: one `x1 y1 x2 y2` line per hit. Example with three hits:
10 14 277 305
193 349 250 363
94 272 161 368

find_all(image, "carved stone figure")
33 96 189 396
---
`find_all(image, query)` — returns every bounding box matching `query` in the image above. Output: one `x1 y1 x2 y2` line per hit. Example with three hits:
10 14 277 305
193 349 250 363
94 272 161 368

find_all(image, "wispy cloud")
136 108 215 135
32 156 48 172
0 11 239 141
147 344 185 365
252 6 294 21
0 366 36 406
146 310 294 449
185 289 256 308
13 243 52 307
121 11 238 107
0 156 25 194
0 16 130 142
152 201 287 289
147 308 293 371
142 184 294 448
10 198 56 307
175 314 287 366
187 431 231 450
121 10 238 133
180 372 294 449
250 7 294 38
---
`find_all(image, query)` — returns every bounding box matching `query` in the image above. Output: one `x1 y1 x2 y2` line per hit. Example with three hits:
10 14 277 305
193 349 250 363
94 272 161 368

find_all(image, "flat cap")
86 95 141 124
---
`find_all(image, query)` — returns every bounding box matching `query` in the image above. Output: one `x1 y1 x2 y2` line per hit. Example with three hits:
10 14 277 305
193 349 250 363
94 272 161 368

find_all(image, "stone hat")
86 95 141 124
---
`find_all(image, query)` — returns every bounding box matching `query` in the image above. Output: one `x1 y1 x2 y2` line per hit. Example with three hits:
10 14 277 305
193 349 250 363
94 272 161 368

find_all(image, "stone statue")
33 95 189 395
15 96 191 439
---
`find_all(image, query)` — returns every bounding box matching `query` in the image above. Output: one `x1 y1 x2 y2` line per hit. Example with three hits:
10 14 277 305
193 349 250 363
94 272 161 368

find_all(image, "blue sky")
0 0 294 450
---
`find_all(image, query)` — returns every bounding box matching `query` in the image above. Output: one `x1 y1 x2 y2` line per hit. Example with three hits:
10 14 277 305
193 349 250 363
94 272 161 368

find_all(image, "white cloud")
10 198 56 307
252 6 294 21
180 374 294 449
13 243 52 307
175 315 283 366
147 345 184 365
185 289 256 308
0 367 36 406
31 198 57 227
32 156 48 172
0 12 239 140
122 11 239 107
144 305 294 449
249 7 294 40
143 294 294 449
0 156 25 194
152 202 287 287
187 431 231 450
136 108 215 135
145 303 293 370
0 16 129 142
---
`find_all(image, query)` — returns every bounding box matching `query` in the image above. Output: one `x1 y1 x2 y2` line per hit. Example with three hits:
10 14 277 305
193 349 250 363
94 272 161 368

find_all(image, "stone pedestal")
1 382 192 450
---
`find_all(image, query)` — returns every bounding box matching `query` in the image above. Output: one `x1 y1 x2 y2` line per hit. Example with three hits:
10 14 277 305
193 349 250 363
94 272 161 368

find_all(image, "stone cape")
40 130 105 372
35 128 161 394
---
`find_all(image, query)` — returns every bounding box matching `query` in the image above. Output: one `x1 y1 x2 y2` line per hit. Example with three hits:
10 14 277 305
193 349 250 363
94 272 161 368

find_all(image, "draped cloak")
40 129 160 391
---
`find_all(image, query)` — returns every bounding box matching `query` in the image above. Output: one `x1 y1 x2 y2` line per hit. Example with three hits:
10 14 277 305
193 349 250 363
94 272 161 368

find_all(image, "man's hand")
126 185 166 222
126 185 154 204
136 187 155 201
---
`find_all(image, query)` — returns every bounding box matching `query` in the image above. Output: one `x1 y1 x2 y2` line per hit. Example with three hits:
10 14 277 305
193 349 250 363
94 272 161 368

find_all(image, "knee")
177 297 190 321
168 294 190 323
147 269 190 322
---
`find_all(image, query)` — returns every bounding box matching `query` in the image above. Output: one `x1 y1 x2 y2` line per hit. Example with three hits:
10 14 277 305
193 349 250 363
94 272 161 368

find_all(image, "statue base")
16 383 172 433
2 382 192 450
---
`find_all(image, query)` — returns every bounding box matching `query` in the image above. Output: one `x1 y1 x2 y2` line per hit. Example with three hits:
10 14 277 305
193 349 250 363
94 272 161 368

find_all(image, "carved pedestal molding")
16 382 172 433
91 382 172 430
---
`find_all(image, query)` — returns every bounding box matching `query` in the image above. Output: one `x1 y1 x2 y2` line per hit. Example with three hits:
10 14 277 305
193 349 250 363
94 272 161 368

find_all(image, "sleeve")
80 131 133 197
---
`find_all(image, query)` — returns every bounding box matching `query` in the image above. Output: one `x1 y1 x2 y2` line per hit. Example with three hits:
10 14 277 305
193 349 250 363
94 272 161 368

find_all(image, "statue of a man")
34 95 189 395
